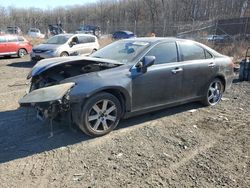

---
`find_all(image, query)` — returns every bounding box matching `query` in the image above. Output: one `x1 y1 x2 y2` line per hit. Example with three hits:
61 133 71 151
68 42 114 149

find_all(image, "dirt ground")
0 55 249 188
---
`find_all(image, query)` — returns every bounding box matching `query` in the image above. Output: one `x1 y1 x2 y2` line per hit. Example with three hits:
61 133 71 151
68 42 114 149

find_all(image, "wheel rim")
61 53 68 57
87 99 117 132
19 49 26 57
207 81 222 105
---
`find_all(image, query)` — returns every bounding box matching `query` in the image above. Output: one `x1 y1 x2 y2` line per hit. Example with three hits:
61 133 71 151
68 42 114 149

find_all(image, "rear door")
77 36 95 55
131 42 183 110
177 41 218 99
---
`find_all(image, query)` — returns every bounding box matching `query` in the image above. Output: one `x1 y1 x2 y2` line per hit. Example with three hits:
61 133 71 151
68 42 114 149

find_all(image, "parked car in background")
76 25 101 37
0 29 5 34
112 30 135 39
48 24 66 36
30 33 99 61
207 34 232 43
6 26 22 35
27 28 45 38
20 38 234 137
0 35 32 58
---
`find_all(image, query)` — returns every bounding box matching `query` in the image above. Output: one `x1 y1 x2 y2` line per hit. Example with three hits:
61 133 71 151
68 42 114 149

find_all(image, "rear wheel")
78 92 121 137
18 49 27 58
202 78 224 106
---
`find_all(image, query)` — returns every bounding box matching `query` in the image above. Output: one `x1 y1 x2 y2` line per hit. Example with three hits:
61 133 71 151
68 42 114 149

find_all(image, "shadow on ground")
7 60 35 68
0 102 203 164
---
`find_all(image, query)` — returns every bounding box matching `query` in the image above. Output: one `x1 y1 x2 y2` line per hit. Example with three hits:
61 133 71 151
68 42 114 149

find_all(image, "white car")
30 33 100 61
27 28 45 38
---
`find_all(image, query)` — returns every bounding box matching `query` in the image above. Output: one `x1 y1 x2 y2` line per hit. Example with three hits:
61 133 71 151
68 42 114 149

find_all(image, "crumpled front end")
19 82 75 120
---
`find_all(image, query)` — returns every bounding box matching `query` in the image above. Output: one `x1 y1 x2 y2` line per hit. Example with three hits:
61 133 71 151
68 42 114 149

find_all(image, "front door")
131 42 183 111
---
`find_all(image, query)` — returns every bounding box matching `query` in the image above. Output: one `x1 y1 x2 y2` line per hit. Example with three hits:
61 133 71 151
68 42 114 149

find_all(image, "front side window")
44 35 73 44
179 42 206 61
146 42 178 64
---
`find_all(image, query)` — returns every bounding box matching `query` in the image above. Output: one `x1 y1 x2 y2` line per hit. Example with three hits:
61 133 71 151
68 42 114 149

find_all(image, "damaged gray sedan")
19 38 234 136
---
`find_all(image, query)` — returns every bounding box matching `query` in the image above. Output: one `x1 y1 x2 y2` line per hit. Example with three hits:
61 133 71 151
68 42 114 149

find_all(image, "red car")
0 35 32 58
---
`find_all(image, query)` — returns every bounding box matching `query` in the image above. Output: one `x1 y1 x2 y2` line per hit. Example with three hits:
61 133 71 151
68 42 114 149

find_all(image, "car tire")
202 78 224 106
18 49 27 58
78 92 122 137
60 52 69 57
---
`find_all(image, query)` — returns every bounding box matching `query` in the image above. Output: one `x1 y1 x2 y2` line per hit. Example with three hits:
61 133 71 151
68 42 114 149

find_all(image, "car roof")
122 37 185 43
114 30 134 34
56 33 96 37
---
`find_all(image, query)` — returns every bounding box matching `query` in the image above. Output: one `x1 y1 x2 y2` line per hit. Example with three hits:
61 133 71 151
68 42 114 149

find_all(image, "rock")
221 97 230 101
188 109 197 113
116 153 123 158
193 125 198 129
73 174 84 181
239 108 244 111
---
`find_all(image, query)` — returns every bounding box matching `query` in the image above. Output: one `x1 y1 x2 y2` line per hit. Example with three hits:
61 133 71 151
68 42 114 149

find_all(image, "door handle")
208 62 216 68
171 67 183 74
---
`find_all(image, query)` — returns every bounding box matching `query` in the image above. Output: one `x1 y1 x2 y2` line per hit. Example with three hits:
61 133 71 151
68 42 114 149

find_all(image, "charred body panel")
19 37 234 136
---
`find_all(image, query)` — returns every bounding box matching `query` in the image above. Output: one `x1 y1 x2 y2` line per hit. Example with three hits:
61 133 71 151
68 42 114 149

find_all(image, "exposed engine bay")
30 60 120 91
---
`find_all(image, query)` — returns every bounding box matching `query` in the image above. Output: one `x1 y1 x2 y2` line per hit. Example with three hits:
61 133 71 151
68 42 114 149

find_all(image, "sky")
0 0 97 9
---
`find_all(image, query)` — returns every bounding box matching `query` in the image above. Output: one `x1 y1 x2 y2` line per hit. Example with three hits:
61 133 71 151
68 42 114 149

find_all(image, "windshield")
44 35 72 44
90 40 150 63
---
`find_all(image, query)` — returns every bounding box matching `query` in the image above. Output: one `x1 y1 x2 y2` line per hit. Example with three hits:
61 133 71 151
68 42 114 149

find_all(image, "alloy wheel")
207 80 222 105
87 99 117 132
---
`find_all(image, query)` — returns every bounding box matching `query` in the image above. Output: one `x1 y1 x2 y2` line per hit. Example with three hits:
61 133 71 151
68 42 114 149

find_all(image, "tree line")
0 0 248 36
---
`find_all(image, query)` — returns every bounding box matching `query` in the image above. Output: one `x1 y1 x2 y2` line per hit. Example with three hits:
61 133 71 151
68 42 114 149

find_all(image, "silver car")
30 34 99 61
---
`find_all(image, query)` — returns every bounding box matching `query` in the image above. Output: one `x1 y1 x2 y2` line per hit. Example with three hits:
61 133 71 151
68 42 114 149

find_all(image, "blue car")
112 30 135 39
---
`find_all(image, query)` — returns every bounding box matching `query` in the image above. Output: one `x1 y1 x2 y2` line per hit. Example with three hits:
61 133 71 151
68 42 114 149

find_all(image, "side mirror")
136 56 155 73
69 41 77 47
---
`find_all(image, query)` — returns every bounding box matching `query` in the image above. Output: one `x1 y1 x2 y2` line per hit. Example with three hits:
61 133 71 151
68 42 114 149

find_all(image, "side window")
18 37 25 42
87 37 95 43
146 42 178 64
205 50 213 59
7 36 18 42
179 42 206 61
0 36 6 43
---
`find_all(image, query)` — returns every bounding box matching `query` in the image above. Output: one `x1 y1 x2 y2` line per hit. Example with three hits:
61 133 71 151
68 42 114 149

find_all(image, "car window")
179 42 206 61
205 50 213 59
146 42 178 64
78 36 95 43
18 37 25 42
0 36 6 43
7 36 18 42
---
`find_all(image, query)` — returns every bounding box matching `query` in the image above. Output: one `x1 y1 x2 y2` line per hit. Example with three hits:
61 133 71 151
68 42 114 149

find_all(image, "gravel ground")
0 56 249 188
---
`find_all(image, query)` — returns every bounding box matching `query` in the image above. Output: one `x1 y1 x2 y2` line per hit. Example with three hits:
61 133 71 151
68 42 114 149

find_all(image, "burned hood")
28 56 124 79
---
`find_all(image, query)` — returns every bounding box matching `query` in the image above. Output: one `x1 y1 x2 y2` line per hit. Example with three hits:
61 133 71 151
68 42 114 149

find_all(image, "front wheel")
78 92 122 137
202 78 224 106
60 52 69 57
